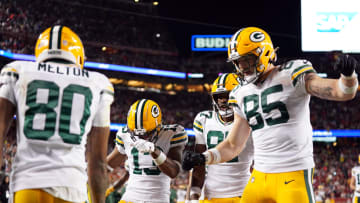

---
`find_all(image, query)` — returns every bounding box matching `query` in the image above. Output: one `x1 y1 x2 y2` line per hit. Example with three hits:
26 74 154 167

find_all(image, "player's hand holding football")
182 151 206 171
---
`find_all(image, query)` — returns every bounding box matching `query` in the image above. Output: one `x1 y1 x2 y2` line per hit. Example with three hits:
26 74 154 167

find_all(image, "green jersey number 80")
24 80 92 144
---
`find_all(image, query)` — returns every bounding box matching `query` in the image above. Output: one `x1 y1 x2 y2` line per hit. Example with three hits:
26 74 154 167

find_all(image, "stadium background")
0 0 360 202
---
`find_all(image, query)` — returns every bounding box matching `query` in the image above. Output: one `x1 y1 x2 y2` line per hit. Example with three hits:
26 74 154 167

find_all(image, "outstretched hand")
182 150 206 171
334 54 358 76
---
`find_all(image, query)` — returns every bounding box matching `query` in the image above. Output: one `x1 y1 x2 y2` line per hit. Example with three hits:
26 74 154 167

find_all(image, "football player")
106 99 187 203
182 27 359 203
185 73 254 203
350 156 360 203
0 25 113 203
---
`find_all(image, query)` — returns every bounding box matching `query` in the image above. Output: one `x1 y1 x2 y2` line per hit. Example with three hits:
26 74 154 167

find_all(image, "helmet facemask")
212 91 234 119
232 53 261 85
130 127 159 143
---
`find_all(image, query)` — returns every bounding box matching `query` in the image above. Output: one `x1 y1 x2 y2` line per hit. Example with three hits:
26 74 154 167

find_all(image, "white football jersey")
193 110 254 198
352 166 360 196
0 61 114 201
115 124 187 203
229 59 316 173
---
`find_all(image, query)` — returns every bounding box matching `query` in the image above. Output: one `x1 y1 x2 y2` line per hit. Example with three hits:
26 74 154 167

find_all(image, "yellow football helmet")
127 99 162 141
35 25 85 68
211 73 239 119
227 27 277 83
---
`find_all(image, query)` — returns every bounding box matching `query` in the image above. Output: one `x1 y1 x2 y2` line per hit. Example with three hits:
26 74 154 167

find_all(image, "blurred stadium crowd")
1 0 360 202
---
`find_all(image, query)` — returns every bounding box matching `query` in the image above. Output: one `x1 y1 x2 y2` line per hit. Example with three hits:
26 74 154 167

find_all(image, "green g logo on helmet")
250 31 265 42
151 105 160 118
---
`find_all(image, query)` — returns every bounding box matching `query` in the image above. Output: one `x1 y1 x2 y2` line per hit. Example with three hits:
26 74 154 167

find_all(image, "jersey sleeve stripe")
115 138 124 148
193 121 203 130
292 68 316 86
194 120 203 128
100 89 114 96
171 134 187 142
171 137 187 144
193 126 203 133
171 132 186 139
228 99 239 108
1 67 18 73
116 138 124 144
291 66 314 80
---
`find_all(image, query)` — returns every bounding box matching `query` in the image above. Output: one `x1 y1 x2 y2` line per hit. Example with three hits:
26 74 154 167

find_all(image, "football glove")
182 151 206 171
334 54 358 76
131 139 155 153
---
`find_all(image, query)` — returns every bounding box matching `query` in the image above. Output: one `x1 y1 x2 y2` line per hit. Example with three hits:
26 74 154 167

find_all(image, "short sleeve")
92 75 114 127
228 87 247 119
288 60 316 94
193 112 207 145
115 130 126 154
170 125 188 148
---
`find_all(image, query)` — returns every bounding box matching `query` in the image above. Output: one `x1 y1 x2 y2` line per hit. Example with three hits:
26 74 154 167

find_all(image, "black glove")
182 150 206 171
334 54 358 76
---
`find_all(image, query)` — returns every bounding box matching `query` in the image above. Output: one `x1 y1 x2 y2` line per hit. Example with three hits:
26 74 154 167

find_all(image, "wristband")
203 148 221 165
153 151 167 166
341 72 357 80
190 186 202 196
339 73 358 94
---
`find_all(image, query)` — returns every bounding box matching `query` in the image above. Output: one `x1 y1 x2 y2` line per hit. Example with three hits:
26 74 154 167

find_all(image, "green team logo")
151 105 160 118
250 31 265 42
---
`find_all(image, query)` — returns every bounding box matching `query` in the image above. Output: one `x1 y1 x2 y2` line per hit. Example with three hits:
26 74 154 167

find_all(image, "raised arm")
305 54 358 101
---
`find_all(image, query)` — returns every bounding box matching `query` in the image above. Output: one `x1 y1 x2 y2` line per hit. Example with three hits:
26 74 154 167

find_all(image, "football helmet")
35 25 85 68
127 99 162 141
227 27 277 84
211 73 239 119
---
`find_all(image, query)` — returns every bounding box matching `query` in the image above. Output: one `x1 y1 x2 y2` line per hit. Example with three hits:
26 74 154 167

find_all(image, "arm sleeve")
92 77 114 127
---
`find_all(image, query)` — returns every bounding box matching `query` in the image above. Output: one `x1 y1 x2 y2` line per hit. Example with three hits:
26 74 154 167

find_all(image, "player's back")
1 60 113 194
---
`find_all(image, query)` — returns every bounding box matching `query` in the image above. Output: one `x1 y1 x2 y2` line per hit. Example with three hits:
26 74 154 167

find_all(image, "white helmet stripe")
50 25 61 50
219 73 228 86
136 99 146 129
229 30 241 55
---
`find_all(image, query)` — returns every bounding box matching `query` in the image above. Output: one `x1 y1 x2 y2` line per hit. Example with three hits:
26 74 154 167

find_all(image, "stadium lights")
109 122 360 138
187 73 204 78
0 49 187 79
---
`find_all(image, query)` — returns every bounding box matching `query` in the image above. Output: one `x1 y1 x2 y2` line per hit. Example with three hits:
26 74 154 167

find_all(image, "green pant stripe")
304 168 314 203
